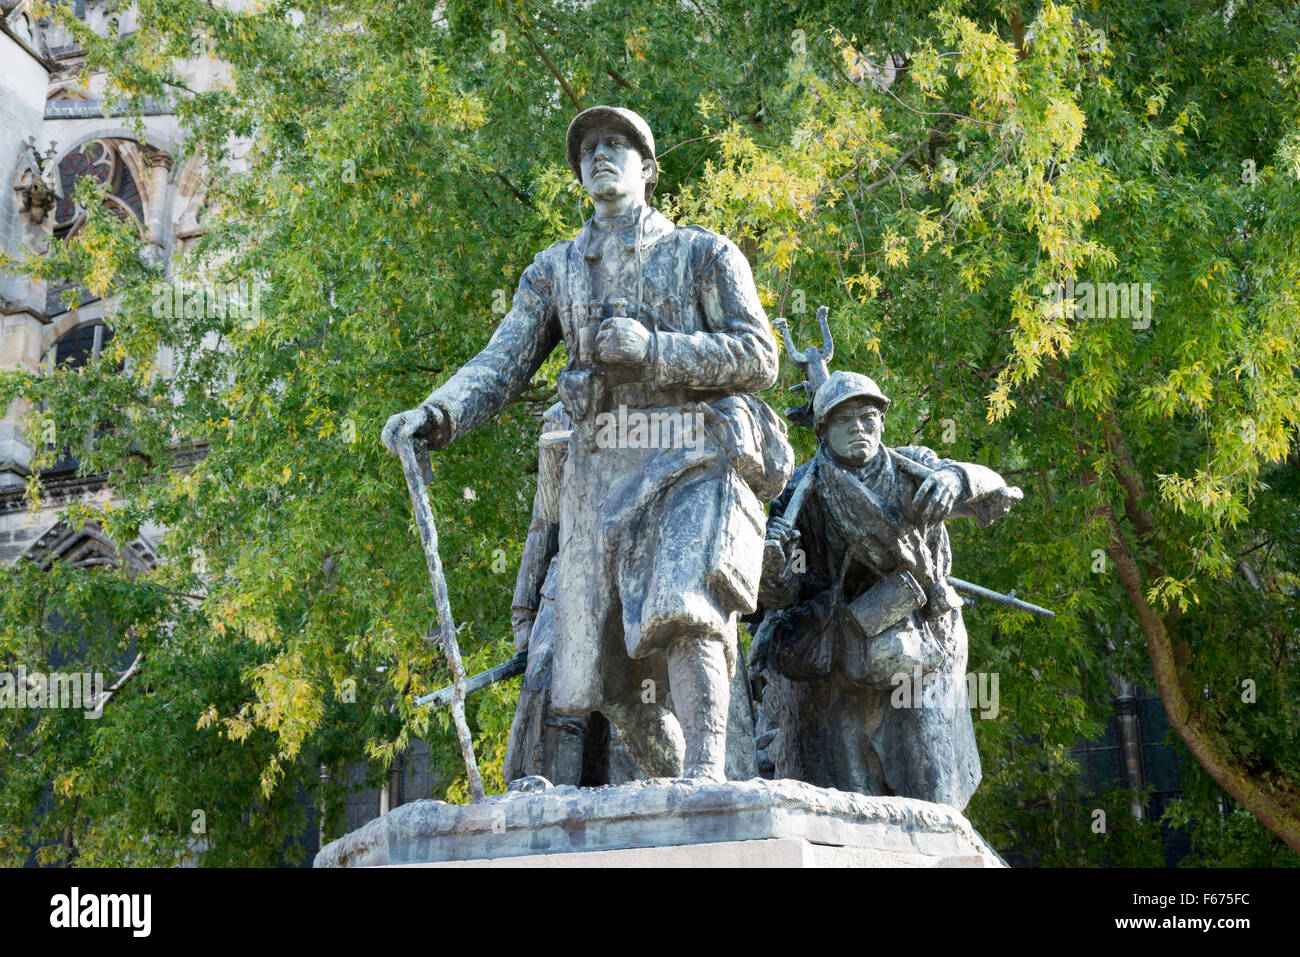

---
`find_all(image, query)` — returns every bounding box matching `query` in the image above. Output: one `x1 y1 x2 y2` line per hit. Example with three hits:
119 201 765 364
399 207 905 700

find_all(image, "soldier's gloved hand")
912 467 963 526
766 516 799 549
596 316 651 366
762 517 800 579
381 402 453 456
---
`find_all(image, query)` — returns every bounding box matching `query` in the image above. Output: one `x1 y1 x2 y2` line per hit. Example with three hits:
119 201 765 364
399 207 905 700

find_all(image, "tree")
1 0 1296 864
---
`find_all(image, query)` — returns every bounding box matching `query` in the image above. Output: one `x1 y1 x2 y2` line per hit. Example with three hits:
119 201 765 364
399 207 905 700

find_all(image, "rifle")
416 651 528 709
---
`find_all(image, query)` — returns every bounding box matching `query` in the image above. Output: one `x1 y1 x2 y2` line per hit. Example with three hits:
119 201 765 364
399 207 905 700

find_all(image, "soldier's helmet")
566 106 658 203
812 370 891 430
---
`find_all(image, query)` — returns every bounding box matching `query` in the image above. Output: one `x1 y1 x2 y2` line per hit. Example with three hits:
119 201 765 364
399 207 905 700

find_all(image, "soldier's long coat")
426 207 790 717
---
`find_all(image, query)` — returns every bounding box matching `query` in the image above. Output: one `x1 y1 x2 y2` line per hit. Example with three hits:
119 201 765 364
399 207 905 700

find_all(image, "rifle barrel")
949 577 1055 618
416 651 528 708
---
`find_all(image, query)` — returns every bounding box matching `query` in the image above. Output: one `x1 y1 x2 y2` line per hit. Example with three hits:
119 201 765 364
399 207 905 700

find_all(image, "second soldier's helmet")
812 370 891 430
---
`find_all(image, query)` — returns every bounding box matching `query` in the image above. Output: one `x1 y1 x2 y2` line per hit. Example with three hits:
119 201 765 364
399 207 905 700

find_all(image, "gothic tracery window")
52 139 145 242
46 139 149 316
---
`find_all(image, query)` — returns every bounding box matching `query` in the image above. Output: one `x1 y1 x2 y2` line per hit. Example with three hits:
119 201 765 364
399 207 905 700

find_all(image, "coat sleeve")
894 446 1009 512
422 250 563 443
651 236 778 393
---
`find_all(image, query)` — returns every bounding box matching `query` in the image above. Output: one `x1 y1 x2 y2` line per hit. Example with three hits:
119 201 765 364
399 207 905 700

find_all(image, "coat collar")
575 206 674 260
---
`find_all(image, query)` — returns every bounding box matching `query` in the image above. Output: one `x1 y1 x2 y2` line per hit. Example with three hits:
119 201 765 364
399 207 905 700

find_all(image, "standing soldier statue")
384 107 792 783
755 369 1024 809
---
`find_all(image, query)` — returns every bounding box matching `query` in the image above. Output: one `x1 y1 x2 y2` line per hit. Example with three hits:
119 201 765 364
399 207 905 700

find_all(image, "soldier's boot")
667 634 730 782
602 700 685 779
541 713 589 787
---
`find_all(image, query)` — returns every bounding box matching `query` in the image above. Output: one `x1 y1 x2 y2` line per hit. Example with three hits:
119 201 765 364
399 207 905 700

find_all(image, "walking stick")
396 434 486 802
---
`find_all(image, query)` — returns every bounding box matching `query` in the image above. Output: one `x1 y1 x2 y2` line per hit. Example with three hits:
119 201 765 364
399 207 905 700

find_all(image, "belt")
602 382 713 411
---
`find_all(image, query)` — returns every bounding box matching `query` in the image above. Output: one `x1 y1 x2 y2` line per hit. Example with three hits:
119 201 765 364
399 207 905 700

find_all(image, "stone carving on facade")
385 105 793 784
11 136 61 226
3 2 53 61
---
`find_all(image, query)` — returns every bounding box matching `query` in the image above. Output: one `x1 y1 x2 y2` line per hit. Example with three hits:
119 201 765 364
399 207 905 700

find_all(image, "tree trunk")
1100 414 1300 853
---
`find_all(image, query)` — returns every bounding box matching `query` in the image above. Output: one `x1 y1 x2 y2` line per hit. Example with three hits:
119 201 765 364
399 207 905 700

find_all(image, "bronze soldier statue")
384 106 791 782
756 371 1017 809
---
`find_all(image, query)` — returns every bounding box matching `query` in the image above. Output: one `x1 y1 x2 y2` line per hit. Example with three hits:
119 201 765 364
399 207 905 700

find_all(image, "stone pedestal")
314 778 1006 868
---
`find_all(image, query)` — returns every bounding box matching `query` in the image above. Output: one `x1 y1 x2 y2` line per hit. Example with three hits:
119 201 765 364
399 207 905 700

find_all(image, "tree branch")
1101 411 1187 664
1089 412 1300 852
514 15 583 112
605 66 633 90
490 169 532 207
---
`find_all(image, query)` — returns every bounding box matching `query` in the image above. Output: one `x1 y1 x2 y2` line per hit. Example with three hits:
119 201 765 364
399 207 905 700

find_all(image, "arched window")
46 139 148 317
52 139 145 242
46 320 116 370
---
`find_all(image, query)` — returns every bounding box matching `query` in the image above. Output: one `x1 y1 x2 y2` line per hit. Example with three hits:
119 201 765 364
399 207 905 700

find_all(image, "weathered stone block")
314 777 1006 868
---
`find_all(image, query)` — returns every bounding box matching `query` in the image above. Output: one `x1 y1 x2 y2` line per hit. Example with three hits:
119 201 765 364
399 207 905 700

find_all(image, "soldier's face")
824 398 884 467
579 127 652 203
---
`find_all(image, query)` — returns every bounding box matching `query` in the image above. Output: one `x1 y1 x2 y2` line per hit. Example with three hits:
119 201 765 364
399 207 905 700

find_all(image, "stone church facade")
0 1 425 861
0 0 208 564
